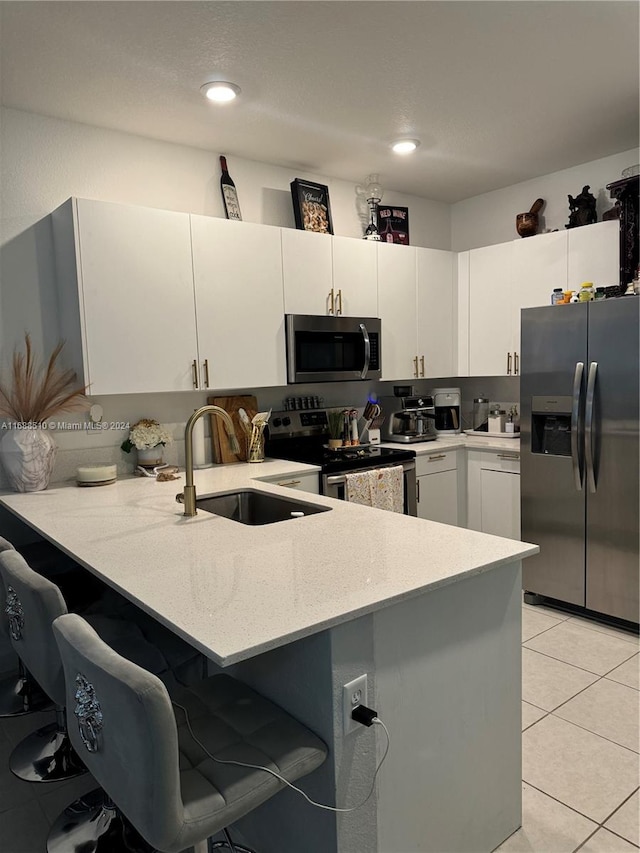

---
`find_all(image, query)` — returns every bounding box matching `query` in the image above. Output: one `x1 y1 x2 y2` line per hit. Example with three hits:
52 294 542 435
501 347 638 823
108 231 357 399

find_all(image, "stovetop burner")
265 409 415 474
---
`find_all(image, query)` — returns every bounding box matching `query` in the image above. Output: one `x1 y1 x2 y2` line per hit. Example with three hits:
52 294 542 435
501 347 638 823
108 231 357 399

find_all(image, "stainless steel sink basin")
195 489 331 525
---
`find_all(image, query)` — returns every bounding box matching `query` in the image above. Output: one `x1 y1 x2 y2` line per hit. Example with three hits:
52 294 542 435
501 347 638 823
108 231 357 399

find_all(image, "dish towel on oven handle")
345 465 404 513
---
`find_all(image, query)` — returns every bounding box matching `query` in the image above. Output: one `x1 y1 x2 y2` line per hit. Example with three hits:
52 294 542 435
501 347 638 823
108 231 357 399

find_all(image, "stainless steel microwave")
285 315 382 383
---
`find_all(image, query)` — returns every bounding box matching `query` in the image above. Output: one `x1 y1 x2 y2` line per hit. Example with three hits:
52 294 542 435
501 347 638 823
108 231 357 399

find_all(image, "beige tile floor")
0 601 638 853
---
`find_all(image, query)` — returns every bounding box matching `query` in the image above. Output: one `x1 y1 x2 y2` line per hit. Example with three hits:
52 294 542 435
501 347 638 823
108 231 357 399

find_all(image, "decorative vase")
136 445 164 467
0 426 57 492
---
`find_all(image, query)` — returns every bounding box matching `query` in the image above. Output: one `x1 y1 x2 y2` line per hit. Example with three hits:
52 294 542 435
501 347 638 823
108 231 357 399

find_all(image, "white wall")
451 148 637 251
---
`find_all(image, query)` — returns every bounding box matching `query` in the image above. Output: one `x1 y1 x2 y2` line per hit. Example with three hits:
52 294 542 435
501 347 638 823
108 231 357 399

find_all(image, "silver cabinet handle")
192 359 199 389
359 323 371 379
585 361 598 493
277 480 301 487
328 289 335 315
498 454 520 460
203 359 210 387
514 352 519 375
413 356 419 378
416 479 420 502
428 454 446 461
420 355 425 377
336 289 343 315
571 361 584 492
507 352 512 375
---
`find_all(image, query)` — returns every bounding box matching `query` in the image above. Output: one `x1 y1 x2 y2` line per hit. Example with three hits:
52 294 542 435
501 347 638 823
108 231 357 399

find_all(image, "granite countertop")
0 457 536 667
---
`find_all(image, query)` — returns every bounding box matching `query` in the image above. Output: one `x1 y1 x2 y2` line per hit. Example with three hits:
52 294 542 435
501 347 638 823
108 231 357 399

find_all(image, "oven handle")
359 323 371 380
325 459 416 487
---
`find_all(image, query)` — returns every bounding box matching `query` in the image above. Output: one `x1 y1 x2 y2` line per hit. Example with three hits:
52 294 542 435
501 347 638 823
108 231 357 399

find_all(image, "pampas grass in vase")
0 334 89 491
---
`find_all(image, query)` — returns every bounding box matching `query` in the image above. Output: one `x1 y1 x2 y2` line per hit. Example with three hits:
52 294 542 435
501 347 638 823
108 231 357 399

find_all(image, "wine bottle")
219 155 242 221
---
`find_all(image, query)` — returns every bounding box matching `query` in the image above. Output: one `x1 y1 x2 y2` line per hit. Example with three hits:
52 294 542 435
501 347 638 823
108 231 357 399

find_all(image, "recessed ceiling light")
200 81 241 103
391 139 420 155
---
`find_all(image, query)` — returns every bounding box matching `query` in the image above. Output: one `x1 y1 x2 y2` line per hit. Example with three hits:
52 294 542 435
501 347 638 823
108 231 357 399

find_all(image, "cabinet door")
480 469 521 540
191 216 286 389
332 236 378 317
417 469 458 525
416 248 454 378
256 471 320 494
377 243 418 380
282 228 333 315
468 242 513 376
75 199 197 394
511 231 567 360
567 220 619 291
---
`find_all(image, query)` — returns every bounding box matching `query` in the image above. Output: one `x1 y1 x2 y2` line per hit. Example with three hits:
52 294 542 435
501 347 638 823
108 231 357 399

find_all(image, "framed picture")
377 205 410 245
290 179 334 234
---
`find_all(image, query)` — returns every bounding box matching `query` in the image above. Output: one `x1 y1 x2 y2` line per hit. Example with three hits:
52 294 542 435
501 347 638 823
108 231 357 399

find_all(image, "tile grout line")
548 707 640 756
522 643 638 678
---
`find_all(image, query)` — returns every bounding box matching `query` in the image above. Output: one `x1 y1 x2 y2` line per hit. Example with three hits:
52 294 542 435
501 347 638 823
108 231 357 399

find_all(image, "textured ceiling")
1 1 638 202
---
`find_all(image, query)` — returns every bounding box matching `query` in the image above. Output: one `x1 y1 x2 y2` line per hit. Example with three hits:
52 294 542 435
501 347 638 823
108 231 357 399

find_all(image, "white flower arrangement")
121 419 173 453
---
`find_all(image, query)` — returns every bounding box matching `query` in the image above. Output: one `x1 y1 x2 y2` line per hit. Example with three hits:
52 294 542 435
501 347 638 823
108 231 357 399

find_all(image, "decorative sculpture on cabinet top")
566 185 597 228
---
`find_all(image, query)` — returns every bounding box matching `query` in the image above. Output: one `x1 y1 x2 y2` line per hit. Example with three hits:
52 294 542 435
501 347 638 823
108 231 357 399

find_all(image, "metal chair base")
47 788 155 853
209 828 256 853
10 718 87 782
0 665 52 717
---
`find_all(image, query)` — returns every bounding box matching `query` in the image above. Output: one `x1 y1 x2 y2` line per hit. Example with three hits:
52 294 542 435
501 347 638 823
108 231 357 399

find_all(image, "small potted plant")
327 409 346 449
121 419 173 467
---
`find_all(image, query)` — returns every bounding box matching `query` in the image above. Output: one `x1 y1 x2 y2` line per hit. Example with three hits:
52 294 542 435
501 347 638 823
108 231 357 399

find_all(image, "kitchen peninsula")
0 461 538 853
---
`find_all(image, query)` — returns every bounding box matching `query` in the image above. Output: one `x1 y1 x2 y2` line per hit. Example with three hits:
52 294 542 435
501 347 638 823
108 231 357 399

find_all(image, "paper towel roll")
192 413 206 467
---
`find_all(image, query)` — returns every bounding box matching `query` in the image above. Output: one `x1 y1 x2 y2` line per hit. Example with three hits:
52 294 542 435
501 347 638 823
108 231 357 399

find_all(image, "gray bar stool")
0 549 170 783
0 536 56 716
53 612 328 853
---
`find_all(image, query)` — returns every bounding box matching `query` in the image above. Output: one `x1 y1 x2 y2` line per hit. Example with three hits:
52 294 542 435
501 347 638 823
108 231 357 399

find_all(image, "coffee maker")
430 387 462 435
380 395 437 443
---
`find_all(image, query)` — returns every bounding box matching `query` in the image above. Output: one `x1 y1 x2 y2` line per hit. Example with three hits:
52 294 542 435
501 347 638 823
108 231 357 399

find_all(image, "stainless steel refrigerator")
521 298 639 624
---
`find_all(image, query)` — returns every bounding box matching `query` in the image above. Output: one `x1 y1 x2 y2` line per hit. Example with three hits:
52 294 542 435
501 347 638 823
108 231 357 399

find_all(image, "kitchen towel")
345 466 404 514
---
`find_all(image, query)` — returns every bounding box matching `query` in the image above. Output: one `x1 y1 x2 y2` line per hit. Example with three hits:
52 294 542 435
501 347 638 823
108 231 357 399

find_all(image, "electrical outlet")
343 674 368 735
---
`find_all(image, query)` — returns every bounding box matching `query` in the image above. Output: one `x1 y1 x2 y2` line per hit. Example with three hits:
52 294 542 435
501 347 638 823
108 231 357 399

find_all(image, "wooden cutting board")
208 395 258 463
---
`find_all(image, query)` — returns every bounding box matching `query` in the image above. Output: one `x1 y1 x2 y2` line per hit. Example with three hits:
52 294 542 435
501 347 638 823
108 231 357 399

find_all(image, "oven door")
286 314 381 383
322 460 417 516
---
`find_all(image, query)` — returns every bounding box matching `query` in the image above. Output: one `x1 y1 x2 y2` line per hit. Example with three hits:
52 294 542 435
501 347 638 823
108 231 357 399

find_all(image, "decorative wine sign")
220 155 242 221
377 205 410 245
290 179 333 234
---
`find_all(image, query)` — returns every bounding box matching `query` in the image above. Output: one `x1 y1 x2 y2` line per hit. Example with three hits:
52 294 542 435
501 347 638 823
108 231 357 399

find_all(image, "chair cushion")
165 674 328 853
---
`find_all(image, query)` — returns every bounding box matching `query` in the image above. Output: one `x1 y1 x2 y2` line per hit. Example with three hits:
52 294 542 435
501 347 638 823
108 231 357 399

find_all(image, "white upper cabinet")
464 224 618 377
468 241 514 376
377 243 418 380
52 198 199 395
567 220 619 292
416 248 455 378
511 230 567 354
331 236 378 317
281 228 333 315
190 216 286 390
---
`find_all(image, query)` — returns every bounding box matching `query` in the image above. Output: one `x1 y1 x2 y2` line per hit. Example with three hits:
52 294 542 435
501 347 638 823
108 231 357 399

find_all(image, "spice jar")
578 282 595 301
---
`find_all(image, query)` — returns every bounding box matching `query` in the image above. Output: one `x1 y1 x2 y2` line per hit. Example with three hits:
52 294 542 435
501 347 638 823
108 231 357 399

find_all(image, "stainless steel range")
265 409 417 515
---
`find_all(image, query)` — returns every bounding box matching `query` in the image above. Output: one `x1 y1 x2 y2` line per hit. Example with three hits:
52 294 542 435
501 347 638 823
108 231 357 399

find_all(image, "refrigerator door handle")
585 361 598 493
571 361 584 491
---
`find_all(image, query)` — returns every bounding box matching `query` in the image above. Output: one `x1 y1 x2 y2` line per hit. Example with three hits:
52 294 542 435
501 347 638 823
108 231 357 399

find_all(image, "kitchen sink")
195 489 331 525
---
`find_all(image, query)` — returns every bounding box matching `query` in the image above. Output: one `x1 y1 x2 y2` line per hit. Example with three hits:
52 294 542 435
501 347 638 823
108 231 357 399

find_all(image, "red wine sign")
377 206 410 245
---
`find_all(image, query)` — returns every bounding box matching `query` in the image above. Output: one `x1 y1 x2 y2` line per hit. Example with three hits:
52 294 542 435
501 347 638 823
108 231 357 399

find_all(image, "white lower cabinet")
256 471 320 495
467 449 521 540
415 449 463 526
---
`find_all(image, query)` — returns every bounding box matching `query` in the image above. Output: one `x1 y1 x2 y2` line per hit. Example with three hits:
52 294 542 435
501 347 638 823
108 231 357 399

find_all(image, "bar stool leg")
209 827 256 852
47 789 156 853
9 705 87 782
0 660 53 717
